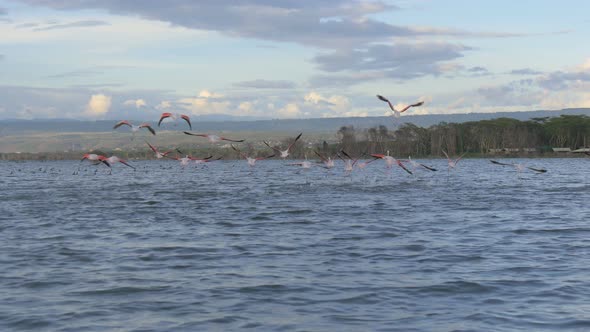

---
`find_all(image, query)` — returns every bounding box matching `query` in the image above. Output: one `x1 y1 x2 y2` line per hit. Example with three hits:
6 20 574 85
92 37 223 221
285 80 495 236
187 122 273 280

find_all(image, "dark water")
1 158 589 331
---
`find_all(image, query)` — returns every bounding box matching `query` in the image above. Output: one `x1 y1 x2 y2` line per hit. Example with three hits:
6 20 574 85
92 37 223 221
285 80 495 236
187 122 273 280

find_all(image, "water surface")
1 158 589 331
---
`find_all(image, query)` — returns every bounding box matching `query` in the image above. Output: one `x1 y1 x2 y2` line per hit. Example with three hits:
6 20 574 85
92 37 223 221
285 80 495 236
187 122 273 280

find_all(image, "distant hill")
1 108 589 135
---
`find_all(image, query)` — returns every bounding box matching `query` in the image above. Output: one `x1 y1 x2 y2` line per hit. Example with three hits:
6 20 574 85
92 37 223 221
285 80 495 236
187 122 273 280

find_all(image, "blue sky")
1 0 590 120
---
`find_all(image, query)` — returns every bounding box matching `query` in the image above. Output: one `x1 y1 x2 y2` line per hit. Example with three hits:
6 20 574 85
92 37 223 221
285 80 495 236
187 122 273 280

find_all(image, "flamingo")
356 157 379 170
376 95 424 118
408 156 437 172
314 150 336 169
442 150 466 175
113 120 156 136
105 156 135 173
183 132 244 143
339 150 366 173
370 153 413 174
231 145 274 167
490 160 547 174
288 155 313 169
264 133 302 159
145 141 173 159
158 112 192 130
81 153 111 168
194 156 222 165
167 149 213 167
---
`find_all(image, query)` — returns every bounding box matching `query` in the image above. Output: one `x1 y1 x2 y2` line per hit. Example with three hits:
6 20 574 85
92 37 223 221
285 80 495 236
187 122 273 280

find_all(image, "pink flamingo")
113 120 156 136
314 150 336 169
183 132 244 143
490 160 546 174
167 149 214 167
408 156 437 172
338 150 366 173
442 150 466 174
145 141 173 159
376 95 424 118
231 144 274 167
371 153 413 174
104 156 135 174
81 153 111 168
264 133 302 159
158 112 192 130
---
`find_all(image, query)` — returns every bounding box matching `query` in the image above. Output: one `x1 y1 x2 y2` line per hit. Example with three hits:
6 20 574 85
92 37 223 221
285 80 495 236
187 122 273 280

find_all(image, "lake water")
1 158 589 331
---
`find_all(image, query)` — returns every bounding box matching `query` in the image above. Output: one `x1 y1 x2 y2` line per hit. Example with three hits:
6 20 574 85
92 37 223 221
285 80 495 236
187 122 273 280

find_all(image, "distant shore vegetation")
1 115 589 161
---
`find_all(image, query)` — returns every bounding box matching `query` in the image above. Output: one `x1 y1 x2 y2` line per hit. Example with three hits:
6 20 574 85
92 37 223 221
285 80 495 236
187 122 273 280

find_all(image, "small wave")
409 281 494 295
71 285 170 296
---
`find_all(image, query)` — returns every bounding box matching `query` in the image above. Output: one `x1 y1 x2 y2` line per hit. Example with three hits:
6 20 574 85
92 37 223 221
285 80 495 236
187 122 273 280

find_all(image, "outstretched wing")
118 159 135 169
287 133 303 151
158 113 172 127
376 94 395 112
146 141 158 153
113 120 131 129
183 131 207 138
256 154 275 160
490 160 513 166
180 114 192 130
231 144 248 159
139 124 156 135
264 141 281 153
314 150 328 162
220 136 245 142
527 166 547 173
397 161 413 175
455 152 467 164
419 163 437 171
400 101 424 113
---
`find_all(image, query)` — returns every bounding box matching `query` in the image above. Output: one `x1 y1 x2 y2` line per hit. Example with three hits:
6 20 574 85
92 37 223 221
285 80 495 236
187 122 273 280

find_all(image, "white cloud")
577 58 590 71
238 101 256 115
123 98 146 108
85 94 111 117
178 90 230 115
276 103 301 118
156 100 172 110
198 90 223 98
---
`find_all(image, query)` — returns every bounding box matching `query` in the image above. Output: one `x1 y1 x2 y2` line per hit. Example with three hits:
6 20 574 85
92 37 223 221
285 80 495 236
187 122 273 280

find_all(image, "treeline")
325 115 590 157
1 115 589 161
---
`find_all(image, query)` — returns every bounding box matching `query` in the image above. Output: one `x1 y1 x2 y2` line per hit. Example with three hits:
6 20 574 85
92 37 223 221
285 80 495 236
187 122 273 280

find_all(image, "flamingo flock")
78 105 552 176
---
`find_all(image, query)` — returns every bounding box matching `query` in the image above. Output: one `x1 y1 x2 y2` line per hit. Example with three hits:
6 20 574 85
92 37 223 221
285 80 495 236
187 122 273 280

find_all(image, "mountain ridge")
1 108 589 135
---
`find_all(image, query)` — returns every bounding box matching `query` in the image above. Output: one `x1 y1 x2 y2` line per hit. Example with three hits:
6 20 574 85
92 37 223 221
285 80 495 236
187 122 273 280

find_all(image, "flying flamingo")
113 120 156 136
490 160 547 174
145 141 173 159
105 156 135 173
288 155 313 169
356 157 380 170
338 150 366 173
376 95 424 118
158 112 192 130
370 153 413 174
442 150 466 175
408 156 437 172
167 149 213 167
314 150 336 169
264 133 302 159
183 132 245 143
81 153 111 168
231 145 274 167
194 156 223 165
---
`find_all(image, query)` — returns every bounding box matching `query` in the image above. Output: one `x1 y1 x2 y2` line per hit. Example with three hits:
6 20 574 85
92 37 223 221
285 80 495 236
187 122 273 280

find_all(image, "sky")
1 0 590 120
